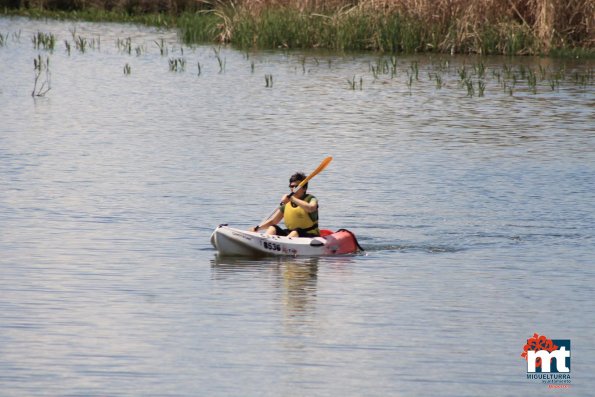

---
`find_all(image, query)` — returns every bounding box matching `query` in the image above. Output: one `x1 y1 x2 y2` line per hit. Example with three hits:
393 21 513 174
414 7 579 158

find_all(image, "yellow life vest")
283 194 319 235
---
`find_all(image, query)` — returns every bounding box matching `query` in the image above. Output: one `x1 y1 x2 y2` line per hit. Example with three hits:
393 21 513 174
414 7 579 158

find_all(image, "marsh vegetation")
31 53 51 96
2 0 593 56
0 13 590 101
10 27 592 99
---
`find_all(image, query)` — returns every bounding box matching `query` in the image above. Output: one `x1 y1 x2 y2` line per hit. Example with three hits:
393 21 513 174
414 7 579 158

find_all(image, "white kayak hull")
210 225 362 257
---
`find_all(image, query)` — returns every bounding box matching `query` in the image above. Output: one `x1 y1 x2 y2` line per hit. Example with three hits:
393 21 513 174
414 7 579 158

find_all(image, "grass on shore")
2 0 593 57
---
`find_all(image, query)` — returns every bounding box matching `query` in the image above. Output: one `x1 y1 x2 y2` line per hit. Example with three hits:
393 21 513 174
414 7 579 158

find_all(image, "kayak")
210 224 363 257
211 225 363 257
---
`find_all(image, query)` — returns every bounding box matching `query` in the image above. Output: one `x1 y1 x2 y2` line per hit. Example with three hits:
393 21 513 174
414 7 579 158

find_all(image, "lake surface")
1 16 594 396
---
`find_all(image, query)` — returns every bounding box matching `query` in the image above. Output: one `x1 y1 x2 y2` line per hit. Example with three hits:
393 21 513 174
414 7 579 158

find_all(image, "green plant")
75 36 87 53
32 54 51 97
465 78 474 97
410 60 419 80
154 38 167 56
458 65 467 81
117 37 131 54
390 55 397 78
370 64 379 79
406 72 413 94
527 69 537 93
432 73 443 89
478 80 486 96
169 57 186 72
474 59 485 78
213 47 225 72
347 76 354 89
32 31 55 51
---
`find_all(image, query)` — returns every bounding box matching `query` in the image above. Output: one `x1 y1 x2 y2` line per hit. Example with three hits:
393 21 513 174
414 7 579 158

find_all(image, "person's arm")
288 196 318 213
250 207 284 232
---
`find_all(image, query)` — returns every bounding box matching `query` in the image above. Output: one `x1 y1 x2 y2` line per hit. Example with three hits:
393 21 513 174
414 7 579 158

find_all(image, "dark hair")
289 172 307 190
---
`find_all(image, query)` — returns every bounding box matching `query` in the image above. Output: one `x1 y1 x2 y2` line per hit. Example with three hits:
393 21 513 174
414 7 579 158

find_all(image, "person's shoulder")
306 194 317 201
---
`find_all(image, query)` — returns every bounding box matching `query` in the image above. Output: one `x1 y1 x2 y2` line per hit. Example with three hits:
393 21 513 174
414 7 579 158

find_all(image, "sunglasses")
289 184 300 189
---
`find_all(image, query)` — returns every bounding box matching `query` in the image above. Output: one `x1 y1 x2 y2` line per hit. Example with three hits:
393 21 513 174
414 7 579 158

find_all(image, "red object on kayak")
322 229 361 255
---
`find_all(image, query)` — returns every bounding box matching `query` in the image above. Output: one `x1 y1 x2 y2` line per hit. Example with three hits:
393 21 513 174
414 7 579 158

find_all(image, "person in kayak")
250 172 320 237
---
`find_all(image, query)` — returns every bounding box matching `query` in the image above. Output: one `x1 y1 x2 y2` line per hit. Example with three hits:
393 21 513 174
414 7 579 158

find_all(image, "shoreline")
2 1 593 58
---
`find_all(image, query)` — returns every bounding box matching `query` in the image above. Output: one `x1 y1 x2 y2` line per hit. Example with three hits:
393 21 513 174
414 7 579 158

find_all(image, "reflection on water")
212 256 320 320
280 258 318 316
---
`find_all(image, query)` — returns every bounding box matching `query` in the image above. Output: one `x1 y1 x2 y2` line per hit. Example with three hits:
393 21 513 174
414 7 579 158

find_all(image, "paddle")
254 156 333 231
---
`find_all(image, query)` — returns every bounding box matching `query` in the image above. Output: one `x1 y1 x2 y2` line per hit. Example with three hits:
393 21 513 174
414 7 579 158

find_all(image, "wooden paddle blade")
298 156 333 187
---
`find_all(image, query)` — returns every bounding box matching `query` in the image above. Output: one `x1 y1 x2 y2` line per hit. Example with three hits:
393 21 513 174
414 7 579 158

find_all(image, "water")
1 16 594 396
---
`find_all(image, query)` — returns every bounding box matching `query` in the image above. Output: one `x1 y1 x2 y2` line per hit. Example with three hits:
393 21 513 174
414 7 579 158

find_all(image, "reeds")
117 37 132 54
347 75 363 90
3 0 593 55
75 35 87 52
353 55 593 96
212 47 226 72
177 0 594 55
32 31 56 51
4 9 592 97
155 38 168 56
32 54 51 97
0 30 23 46
169 57 186 72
